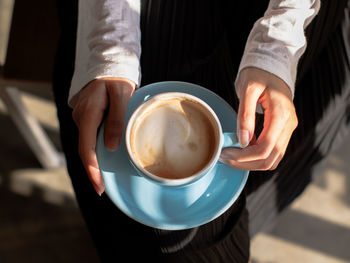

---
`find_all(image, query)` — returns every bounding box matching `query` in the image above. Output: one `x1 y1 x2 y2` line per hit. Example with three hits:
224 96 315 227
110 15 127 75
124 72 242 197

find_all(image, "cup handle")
222 132 241 148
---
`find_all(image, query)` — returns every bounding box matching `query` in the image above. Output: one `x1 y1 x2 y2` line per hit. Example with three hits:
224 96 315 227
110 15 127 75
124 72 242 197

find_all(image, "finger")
257 103 289 145
220 141 273 163
220 118 294 170
249 133 257 145
237 83 264 148
104 104 124 151
268 122 295 170
80 141 105 195
220 119 288 164
220 146 281 171
270 153 284 170
78 107 105 195
228 104 287 163
104 83 134 151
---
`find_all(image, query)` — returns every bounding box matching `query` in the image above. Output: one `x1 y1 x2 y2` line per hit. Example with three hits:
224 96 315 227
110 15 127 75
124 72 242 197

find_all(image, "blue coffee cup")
125 92 239 187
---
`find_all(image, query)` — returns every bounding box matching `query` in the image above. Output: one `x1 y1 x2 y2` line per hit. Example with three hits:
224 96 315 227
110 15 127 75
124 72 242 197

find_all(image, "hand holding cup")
71 77 135 195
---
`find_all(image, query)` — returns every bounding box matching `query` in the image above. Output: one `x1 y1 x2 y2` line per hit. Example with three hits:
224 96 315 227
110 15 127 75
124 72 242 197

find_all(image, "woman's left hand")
219 67 298 171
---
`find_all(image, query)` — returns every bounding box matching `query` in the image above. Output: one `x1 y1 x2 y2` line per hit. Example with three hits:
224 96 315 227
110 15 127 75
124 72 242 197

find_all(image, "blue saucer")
96 81 249 230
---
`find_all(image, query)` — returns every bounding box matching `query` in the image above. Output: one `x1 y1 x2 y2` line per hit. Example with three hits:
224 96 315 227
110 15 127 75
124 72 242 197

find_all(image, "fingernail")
238 129 250 148
93 183 105 196
91 170 105 196
106 137 121 152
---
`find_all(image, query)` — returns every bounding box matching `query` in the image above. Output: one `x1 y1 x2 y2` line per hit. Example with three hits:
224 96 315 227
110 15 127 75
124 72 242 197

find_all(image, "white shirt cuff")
68 0 141 107
235 0 321 98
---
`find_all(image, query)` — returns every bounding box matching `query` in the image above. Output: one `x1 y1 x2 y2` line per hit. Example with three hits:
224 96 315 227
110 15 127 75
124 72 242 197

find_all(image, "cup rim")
125 92 223 186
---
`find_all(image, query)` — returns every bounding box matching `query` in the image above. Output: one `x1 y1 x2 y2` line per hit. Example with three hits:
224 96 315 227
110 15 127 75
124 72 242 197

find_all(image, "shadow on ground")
0 109 99 263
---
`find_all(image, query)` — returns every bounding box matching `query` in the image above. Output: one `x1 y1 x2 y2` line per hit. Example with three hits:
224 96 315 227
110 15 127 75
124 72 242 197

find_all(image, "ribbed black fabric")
246 1 350 236
52 0 350 262
140 0 240 110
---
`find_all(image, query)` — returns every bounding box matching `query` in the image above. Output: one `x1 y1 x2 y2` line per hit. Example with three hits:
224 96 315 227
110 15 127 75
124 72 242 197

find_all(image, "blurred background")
0 0 350 262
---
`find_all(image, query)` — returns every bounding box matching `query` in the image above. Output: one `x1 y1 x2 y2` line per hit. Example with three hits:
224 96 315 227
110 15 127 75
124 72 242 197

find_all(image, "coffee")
130 97 219 179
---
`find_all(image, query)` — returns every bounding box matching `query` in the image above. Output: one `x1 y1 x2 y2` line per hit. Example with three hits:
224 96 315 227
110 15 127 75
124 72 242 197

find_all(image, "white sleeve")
235 0 321 96
68 0 141 106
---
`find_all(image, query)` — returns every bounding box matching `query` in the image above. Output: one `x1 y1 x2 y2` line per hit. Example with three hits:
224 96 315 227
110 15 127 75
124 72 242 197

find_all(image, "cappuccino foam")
130 97 218 179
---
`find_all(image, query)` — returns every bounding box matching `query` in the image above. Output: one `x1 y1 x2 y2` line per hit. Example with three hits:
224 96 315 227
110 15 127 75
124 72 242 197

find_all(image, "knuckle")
272 105 288 121
261 158 273 171
269 163 278 171
257 147 271 160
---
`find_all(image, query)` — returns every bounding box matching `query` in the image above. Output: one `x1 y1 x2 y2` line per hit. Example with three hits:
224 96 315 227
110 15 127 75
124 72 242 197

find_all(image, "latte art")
130 98 218 179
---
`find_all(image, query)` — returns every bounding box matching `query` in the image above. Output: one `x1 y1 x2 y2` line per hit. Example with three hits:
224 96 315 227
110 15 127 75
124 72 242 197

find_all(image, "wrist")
98 77 136 90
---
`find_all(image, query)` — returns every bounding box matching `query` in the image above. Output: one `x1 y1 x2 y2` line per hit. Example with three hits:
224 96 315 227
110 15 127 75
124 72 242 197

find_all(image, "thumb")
237 84 264 148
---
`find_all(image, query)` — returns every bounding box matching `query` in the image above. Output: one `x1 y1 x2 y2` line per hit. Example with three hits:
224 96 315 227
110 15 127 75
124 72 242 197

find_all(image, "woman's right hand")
71 77 135 195
220 67 298 171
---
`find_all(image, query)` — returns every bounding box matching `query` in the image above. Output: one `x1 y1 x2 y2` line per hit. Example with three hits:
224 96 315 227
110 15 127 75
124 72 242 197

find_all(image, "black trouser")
53 0 350 262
